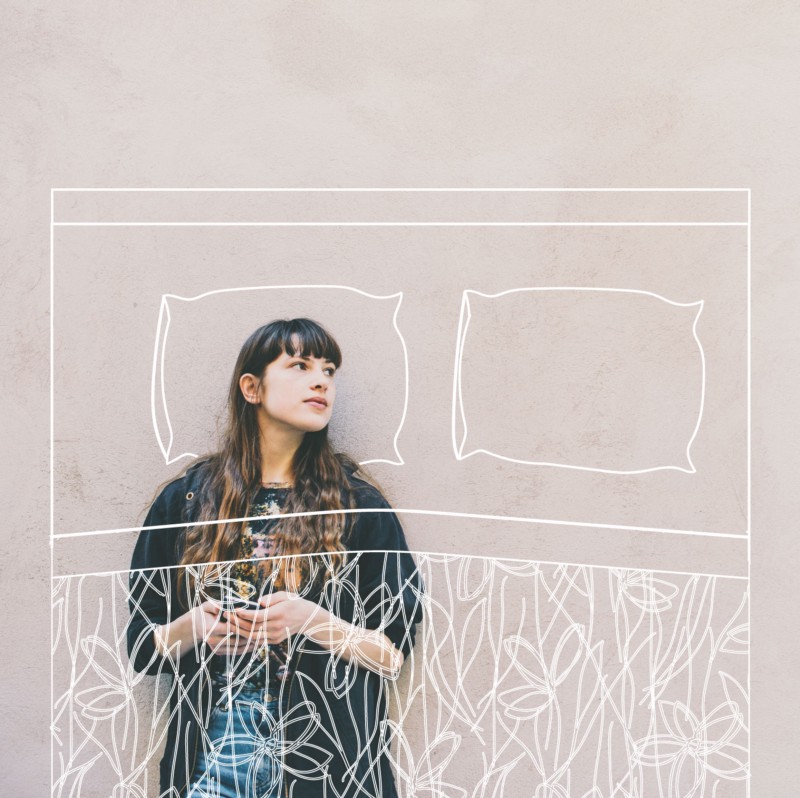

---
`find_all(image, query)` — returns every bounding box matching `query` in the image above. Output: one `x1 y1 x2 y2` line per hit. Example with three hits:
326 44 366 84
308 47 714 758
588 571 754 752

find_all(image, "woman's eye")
292 361 334 376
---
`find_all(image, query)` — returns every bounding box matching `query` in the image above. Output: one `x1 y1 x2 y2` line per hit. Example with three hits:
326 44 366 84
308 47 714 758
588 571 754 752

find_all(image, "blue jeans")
187 687 287 798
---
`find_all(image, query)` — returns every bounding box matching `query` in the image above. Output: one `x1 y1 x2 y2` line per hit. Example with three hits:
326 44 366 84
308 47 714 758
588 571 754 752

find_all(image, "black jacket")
126 464 424 798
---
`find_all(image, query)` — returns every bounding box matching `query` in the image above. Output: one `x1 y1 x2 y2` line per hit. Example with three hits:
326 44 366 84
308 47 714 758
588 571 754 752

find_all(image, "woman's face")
249 347 337 433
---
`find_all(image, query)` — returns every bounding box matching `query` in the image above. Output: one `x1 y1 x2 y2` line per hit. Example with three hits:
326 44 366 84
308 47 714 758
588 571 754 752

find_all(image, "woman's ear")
239 373 262 404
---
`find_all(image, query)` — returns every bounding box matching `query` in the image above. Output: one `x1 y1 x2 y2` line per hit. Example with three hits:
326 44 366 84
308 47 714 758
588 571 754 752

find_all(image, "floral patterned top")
209 485 292 700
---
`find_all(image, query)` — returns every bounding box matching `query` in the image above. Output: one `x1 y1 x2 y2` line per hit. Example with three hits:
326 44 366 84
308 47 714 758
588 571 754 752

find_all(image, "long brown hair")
177 318 361 607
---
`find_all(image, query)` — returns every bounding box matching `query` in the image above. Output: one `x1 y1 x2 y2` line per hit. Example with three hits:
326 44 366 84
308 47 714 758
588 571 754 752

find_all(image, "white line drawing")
51 187 750 541
453 288 706 476
50 188 56 798
51 506 749 543
53 187 751 191
54 222 747 227
745 191 751 763
52 554 748 797
49 187 751 798
52 540 750 582
151 285 409 468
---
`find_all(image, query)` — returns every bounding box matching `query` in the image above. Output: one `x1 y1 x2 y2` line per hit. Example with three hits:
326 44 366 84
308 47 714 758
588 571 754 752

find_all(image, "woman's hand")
231 593 404 679
154 599 256 659
229 591 322 645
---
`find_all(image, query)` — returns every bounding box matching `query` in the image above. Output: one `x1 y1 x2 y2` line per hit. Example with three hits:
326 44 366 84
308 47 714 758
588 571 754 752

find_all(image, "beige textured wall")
3 2 798 795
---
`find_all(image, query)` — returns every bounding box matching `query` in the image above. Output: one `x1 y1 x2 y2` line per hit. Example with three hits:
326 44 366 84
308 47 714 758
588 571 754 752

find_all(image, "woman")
127 318 424 798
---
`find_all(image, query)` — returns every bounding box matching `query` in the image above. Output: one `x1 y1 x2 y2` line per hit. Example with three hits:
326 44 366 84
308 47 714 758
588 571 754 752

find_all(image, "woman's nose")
311 370 330 388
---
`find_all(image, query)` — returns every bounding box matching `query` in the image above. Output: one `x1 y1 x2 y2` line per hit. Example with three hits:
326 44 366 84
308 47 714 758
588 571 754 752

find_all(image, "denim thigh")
187 689 286 798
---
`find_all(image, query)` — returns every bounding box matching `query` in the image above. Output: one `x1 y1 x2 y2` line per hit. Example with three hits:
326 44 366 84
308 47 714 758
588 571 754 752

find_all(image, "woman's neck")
257 416 303 485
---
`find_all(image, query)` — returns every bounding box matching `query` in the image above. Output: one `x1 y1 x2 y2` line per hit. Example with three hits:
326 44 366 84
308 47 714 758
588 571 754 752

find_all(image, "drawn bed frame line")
50 187 751 798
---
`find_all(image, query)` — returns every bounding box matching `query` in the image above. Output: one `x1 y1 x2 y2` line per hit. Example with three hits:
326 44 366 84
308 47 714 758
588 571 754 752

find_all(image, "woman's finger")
200 600 224 620
231 622 260 639
258 624 288 644
231 607 269 625
207 635 233 655
230 611 270 635
207 618 232 635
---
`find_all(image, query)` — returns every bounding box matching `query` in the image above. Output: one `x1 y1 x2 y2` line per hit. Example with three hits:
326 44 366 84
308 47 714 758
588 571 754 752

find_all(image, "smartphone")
217 593 261 616
229 597 261 611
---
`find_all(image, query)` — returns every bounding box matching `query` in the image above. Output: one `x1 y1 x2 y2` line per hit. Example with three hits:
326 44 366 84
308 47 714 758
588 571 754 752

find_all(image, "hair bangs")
281 318 342 368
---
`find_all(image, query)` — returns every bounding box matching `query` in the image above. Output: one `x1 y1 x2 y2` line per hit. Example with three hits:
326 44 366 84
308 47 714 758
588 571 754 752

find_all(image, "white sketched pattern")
52 557 748 797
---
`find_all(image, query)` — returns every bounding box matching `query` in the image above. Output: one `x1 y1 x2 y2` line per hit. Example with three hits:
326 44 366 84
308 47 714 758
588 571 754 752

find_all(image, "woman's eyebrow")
292 354 335 364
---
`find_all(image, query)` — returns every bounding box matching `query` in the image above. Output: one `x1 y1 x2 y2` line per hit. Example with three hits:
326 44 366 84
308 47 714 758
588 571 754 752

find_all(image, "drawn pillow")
152 285 407 466
453 288 705 474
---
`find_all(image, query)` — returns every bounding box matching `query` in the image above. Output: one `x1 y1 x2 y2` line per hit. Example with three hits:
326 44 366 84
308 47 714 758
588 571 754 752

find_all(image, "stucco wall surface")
2 2 798 796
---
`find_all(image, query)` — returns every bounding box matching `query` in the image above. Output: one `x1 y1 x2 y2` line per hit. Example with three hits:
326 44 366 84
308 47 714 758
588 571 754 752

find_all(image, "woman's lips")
304 399 328 409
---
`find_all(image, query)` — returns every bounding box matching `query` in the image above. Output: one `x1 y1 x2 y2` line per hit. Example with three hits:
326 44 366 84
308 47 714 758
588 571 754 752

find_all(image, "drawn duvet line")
452 287 706 475
151 284 409 466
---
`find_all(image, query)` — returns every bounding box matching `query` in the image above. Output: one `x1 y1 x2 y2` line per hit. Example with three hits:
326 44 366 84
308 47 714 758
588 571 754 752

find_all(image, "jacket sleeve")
126 481 184 675
346 489 425 661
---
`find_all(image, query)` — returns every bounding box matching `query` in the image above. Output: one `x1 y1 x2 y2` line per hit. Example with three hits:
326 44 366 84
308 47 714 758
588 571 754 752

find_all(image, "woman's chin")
298 419 331 434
